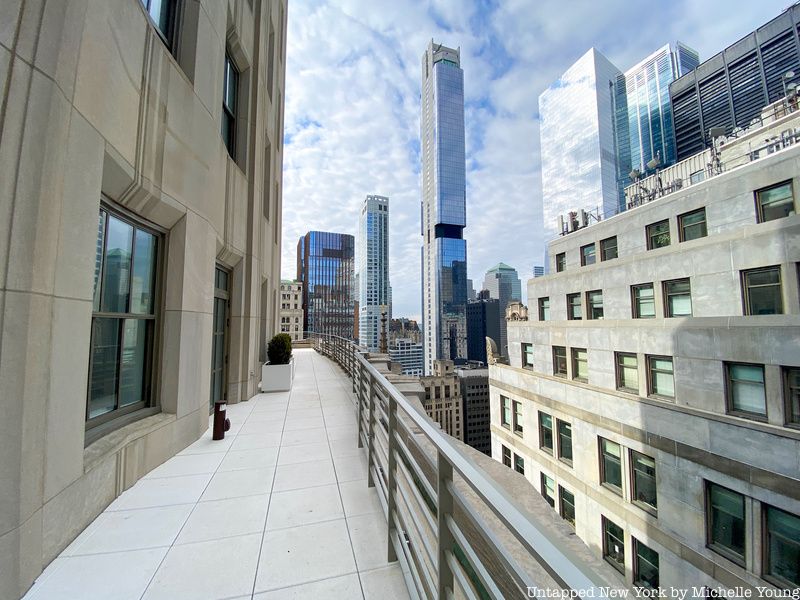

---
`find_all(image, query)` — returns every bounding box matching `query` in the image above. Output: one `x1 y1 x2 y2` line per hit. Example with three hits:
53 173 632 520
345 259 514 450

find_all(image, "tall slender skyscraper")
357 195 390 352
421 40 468 374
482 262 522 357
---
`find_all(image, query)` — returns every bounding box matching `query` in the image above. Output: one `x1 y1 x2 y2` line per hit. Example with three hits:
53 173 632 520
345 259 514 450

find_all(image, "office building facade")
457 367 491 455
421 360 464 441
0 1 287 597
357 195 390 351
671 4 800 160
482 262 522 357
421 40 468 374
388 338 425 377
615 43 699 200
466 297 501 365
297 231 355 340
493 122 800 590
279 280 303 341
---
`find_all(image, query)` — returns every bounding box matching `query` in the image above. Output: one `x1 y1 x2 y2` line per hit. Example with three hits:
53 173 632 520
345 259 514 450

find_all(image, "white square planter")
260 357 295 392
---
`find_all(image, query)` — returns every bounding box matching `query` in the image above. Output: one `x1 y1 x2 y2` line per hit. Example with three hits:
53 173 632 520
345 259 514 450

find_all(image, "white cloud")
281 0 788 320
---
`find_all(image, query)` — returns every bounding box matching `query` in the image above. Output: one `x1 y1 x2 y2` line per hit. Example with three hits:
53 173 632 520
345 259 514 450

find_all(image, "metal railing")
306 332 613 599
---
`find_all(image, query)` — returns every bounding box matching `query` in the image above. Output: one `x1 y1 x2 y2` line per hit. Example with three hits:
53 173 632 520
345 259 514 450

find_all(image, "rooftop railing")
308 332 619 599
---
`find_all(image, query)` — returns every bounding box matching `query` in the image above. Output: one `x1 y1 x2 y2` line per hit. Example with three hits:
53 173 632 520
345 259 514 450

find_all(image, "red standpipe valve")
213 401 231 440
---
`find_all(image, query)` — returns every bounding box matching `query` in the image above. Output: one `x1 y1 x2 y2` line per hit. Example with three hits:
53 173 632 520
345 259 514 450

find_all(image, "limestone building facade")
492 118 800 590
0 0 287 597
279 280 303 341
421 360 464 441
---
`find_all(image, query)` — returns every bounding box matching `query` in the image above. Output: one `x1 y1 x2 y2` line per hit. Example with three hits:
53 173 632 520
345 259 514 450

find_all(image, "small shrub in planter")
267 333 292 365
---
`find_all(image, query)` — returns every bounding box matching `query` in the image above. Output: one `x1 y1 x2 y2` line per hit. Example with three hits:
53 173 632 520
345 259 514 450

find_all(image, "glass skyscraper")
296 231 355 339
614 42 699 207
539 48 622 249
481 262 522 358
356 195 390 352
421 40 468 374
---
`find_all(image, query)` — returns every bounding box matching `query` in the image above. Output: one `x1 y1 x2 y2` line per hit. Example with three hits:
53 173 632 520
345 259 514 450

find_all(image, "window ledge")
84 411 175 473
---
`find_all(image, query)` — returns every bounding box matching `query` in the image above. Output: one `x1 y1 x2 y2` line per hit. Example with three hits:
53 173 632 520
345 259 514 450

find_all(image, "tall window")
755 181 794 223
500 396 511 428
140 0 176 48
632 283 655 319
785 367 800 426
646 220 670 249
587 290 603 319
512 400 523 435
539 412 554 453
599 438 622 494
89 208 159 426
707 482 745 564
742 267 783 315
616 353 639 392
571 348 588 382
663 278 692 317
559 486 576 527
538 297 550 321
647 356 674 399
557 419 573 466
581 243 596 266
600 236 618 261
764 505 800 587
602 516 625 574
631 451 657 511
222 53 239 158
555 252 566 272
514 453 525 475
678 207 707 241
541 473 556 508
633 539 659 589
501 445 511 468
552 346 567 377
567 293 582 320
726 363 766 417
522 343 534 369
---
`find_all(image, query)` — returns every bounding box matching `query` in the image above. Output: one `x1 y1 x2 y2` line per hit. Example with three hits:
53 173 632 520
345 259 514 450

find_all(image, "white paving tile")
218 447 280 472
144 452 225 479
23 547 168 600
348 512 392 571
229 431 283 450
339 479 384 518
108 473 213 511
142 534 261 600
272 458 337 492
361 564 409 600
277 441 331 465
334 453 369 483
266 484 343 530
283 416 326 430
200 467 274 502
176 494 269 544
279 427 327 446
253 573 363 599
177 435 234 455
255 519 357 592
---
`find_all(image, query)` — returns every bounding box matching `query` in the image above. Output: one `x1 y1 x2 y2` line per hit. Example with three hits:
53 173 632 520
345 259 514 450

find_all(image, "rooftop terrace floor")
24 349 410 600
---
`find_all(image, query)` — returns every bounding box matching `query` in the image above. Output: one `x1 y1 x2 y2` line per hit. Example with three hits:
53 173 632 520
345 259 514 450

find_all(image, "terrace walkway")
23 349 410 600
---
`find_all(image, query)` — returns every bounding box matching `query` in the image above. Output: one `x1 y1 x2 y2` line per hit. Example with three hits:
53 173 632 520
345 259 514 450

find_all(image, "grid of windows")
89 208 159 426
567 293 582 320
632 283 656 318
603 517 625 574
616 352 639 392
646 220 670 249
581 243 596 266
742 267 783 315
663 278 692 317
539 412 554 454
571 348 588 382
553 346 567 377
600 236 618 261
647 356 674 399
538 297 550 321
726 363 767 417
557 419 573 466
756 181 794 223
587 290 603 320
678 207 707 241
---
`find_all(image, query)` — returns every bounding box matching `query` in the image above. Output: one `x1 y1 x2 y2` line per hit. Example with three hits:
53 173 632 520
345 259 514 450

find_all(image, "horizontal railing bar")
393 509 437 599
392 431 438 505
389 527 422 600
445 550 480 600
395 474 438 573
395 451 438 534
446 513 506 600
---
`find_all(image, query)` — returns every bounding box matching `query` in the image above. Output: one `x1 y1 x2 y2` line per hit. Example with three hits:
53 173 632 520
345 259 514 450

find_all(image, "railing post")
367 373 376 488
387 393 398 562
436 450 455 598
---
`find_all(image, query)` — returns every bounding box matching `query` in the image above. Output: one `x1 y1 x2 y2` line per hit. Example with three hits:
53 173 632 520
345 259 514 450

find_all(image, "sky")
280 0 787 321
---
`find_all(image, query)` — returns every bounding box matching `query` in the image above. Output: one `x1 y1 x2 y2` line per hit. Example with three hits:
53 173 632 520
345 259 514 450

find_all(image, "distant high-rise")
457 366 491 456
466 298 501 364
671 4 800 160
388 338 424 376
482 263 522 357
614 42 698 204
357 195 390 351
297 231 355 339
533 265 544 278
467 278 477 301
421 40 468 374
539 48 622 247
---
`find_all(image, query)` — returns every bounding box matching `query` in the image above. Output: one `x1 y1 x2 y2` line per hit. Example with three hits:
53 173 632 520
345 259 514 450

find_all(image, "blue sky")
280 0 786 320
